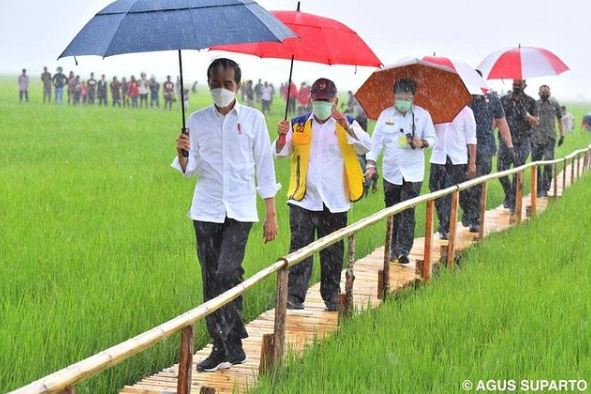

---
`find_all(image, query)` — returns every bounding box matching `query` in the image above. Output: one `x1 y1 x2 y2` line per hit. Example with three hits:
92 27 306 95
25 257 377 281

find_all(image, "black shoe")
469 224 479 233
540 190 548 197
196 347 231 372
439 231 449 240
397 255 410 265
325 302 338 312
226 343 247 365
287 297 304 310
461 217 469 227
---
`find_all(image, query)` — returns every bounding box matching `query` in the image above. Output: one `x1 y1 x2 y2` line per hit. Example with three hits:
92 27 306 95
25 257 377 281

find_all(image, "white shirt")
171 101 280 223
430 106 477 165
367 105 436 185
138 79 148 95
262 86 273 101
275 115 371 213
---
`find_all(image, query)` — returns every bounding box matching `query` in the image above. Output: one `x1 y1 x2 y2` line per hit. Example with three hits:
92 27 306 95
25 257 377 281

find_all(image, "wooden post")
478 182 488 240
380 216 393 299
272 265 289 367
176 325 195 394
341 235 356 318
421 200 434 281
529 165 537 218
563 157 567 192
447 190 459 267
577 153 581 179
514 171 524 224
553 162 558 197
259 334 275 373
571 157 575 186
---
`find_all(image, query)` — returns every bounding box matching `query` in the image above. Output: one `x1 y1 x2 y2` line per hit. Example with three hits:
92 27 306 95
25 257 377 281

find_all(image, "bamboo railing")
9 144 591 394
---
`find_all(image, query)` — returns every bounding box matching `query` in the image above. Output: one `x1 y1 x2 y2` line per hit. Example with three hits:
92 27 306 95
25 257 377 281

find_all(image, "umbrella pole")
283 55 295 121
178 50 189 157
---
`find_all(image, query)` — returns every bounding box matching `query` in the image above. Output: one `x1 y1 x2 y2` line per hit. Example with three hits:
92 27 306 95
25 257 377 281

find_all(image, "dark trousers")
462 153 493 226
19 90 29 102
531 140 555 193
287 204 347 305
498 139 530 208
384 179 422 257
193 218 252 349
429 158 467 234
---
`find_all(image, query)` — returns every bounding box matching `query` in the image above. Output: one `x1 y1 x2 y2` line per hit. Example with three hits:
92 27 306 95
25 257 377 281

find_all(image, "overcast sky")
1 0 589 100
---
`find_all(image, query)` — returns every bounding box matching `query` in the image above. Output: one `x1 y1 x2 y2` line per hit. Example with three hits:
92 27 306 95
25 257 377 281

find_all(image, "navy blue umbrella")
59 0 294 154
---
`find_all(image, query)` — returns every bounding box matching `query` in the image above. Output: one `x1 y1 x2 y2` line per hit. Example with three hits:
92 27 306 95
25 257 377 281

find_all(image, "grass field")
255 168 591 394
1 77 590 392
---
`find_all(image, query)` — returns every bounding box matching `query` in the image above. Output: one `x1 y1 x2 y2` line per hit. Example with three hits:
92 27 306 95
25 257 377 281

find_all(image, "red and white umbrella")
477 46 569 80
423 55 488 95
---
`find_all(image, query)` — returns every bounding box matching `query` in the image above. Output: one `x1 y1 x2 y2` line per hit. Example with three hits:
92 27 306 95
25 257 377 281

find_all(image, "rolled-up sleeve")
171 118 199 177
253 114 281 199
366 115 385 162
347 120 371 154
464 108 477 145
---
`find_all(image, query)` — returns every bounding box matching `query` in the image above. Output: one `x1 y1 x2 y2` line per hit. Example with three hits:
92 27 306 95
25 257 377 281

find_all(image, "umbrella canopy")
59 0 294 58
210 9 381 67
423 55 488 95
477 46 569 80
355 58 472 123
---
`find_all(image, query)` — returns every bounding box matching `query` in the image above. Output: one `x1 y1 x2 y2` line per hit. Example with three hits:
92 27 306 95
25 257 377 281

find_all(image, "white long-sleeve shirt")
430 106 477 165
275 115 371 213
171 102 280 223
367 105 436 185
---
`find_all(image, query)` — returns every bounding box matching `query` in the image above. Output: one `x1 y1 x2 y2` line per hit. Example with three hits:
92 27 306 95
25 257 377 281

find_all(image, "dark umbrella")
59 0 295 155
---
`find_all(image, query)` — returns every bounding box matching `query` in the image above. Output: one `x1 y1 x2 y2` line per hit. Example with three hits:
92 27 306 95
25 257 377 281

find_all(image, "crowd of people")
18 66 189 110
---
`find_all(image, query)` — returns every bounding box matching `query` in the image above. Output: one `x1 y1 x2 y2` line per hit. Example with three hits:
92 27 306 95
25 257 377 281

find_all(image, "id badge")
398 135 409 149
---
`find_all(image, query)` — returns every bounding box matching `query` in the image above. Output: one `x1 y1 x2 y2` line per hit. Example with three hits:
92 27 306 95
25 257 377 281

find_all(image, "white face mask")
210 88 236 108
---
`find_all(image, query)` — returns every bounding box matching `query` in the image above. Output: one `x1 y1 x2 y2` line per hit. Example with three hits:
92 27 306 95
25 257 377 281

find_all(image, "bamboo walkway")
120 165 573 394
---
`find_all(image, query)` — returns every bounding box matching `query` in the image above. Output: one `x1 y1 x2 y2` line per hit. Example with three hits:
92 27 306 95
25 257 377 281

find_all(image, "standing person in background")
163 75 175 110
110 76 122 107
244 80 254 106
365 79 436 264
561 106 575 133
275 78 371 311
173 58 279 373
128 75 139 108
81 81 88 104
97 74 108 106
499 79 539 212
41 66 52 103
254 78 263 105
66 70 75 105
297 82 311 114
87 72 97 105
150 75 160 108
429 106 477 240
285 80 298 115
269 82 276 107
531 85 564 198
261 81 273 115
73 75 81 105
463 85 514 232
138 72 149 108
121 77 129 107
18 69 30 103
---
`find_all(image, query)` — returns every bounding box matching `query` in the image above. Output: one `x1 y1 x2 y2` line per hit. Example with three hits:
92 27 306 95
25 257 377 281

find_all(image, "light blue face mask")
312 101 334 121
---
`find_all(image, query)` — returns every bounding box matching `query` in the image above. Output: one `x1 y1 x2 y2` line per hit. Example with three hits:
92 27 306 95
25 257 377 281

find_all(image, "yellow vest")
287 117 364 202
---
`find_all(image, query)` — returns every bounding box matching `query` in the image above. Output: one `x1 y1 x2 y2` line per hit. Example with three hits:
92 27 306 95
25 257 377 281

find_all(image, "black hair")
207 58 241 84
394 79 417 94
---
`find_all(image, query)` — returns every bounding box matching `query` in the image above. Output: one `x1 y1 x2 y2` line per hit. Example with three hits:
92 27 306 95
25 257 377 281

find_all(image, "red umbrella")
211 1 382 124
477 46 569 80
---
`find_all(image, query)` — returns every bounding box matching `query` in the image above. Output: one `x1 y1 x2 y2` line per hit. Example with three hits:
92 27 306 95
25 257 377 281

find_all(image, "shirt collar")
309 112 336 127
211 99 241 118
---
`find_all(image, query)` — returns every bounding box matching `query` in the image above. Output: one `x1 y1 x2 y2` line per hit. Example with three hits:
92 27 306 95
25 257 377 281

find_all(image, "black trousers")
193 218 252 349
498 138 530 208
429 158 467 234
462 153 493 226
287 204 347 305
531 140 555 193
384 179 422 257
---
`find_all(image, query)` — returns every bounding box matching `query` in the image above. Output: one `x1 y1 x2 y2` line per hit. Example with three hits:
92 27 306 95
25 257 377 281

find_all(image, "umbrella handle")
181 127 189 158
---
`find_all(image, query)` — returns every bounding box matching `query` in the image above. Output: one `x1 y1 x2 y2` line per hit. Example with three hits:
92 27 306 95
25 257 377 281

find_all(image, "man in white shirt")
18 68 30 103
365 79 436 265
173 58 279 373
429 106 477 239
275 78 371 312
138 72 149 108
261 82 273 115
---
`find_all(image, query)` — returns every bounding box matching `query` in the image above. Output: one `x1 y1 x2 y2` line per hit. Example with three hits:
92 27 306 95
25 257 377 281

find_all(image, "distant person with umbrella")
173 58 279 372
429 105 477 240
275 78 371 311
499 80 539 212
531 84 564 197
365 79 436 264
